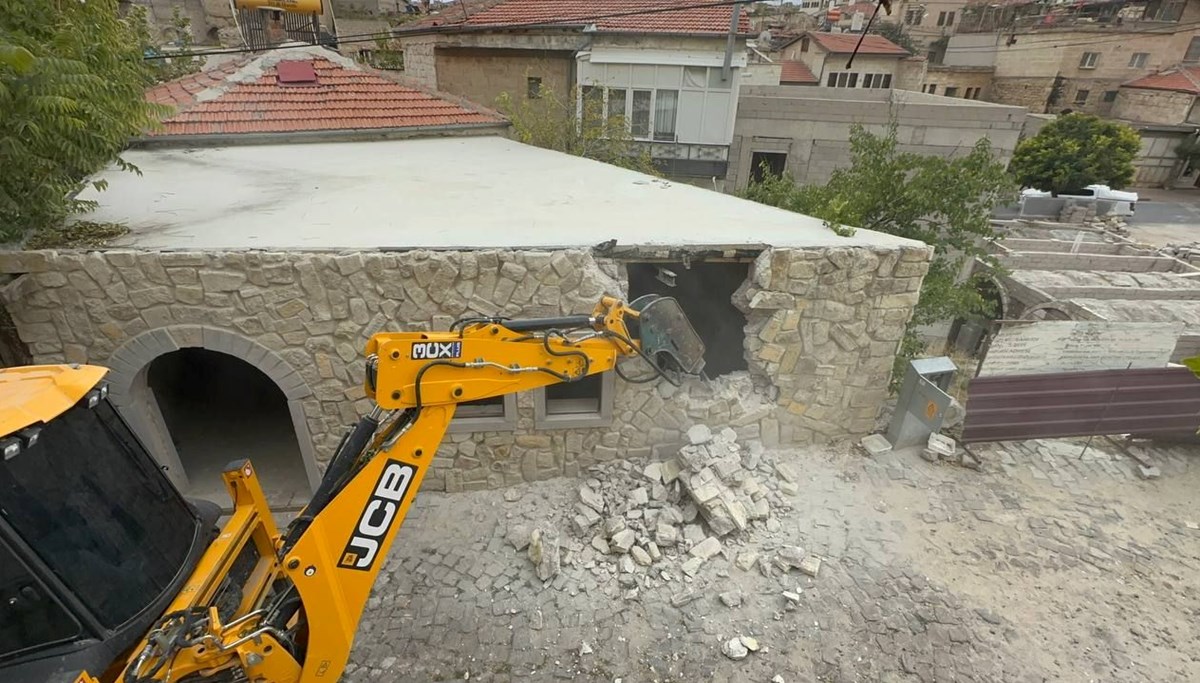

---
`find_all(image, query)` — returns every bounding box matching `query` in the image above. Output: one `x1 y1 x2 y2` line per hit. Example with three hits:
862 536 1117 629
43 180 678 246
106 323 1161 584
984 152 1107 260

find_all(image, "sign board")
978 321 1184 377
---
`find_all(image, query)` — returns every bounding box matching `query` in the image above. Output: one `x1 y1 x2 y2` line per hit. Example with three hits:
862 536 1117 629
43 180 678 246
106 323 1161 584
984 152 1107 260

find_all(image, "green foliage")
871 21 919 55
497 85 659 176
129 5 204 84
26 220 129 249
741 123 1017 388
1010 113 1141 194
1 0 162 242
360 37 405 71
1176 136 1200 164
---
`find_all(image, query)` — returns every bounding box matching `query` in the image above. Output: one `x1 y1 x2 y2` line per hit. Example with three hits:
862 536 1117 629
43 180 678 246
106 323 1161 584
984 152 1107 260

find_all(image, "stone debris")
630 546 652 566
773 675 786 683
579 641 593 656
507 425 821 596
611 529 637 553
926 433 957 461
670 590 700 607
860 433 893 456
782 591 801 604
1137 465 1161 480
740 636 761 652
528 528 560 581
798 555 822 577
721 637 749 660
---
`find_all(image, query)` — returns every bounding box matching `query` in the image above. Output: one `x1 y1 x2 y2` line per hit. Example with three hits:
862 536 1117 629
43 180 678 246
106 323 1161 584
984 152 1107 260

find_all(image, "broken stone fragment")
642 461 662 483
687 424 713 445
580 641 593 656
659 505 684 525
647 542 662 561
774 463 798 483
573 515 597 535
651 482 668 501
655 523 678 546
860 433 893 456
670 590 700 607
682 523 706 546
719 427 738 443
678 445 708 473
619 554 636 573
575 502 602 526
506 524 530 551
712 457 743 483
721 637 749 660
734 551 759 571
681 502 699 523
629 487 649 507
776 545 806 571
579 484 605 513
689 536 722 561
751 498 771 520
719 590 743 608
528 528 561 581
680 556 703 577
631 545 652 566
782 591 801 604
605 516 627 538
591 535 610 554
740 636 760 652
660 458 682 484
780 480 799 496
798 555 821 577
610 529 637 553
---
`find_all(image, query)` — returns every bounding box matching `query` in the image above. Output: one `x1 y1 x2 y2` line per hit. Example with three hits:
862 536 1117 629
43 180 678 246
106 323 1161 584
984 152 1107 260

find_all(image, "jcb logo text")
338 460 417 570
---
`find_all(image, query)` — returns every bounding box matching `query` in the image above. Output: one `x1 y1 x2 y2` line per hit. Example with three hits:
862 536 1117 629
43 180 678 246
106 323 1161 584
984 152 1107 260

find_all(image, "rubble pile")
1158 242 1200 266
514 423 825 595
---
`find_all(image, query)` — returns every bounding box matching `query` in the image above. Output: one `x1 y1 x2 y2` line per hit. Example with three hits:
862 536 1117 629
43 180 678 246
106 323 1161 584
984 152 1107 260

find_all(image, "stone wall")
0 244 930 491
1112 87 1195 126
434 48 573 111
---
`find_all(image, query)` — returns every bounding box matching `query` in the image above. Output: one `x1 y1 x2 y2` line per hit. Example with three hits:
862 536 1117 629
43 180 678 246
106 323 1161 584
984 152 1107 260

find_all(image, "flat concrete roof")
1069 298 1200 325
75 136 921 251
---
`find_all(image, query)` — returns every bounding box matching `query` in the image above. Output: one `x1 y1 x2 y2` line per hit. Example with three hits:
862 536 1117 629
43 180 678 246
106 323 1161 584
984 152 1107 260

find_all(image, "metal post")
722 2 742 83
846 0 885 69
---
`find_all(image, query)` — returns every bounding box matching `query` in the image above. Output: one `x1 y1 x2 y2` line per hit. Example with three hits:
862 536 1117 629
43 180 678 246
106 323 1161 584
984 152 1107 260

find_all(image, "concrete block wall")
434 48 572 110
0 244 930 492
998 251 1189 273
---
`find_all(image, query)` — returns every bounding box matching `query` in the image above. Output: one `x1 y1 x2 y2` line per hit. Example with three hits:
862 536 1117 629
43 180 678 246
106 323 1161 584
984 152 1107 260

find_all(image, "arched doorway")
147 348 309 506
104 326 321 511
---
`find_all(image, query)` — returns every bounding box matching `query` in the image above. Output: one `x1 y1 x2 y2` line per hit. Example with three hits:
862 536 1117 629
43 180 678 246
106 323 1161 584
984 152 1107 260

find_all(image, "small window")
883 73 892 88
527 76 542 99
862 73 893 89
653 89 678 141
1129 52 1149 68
904 7 922 25
607 87 627 120
631 89 652 138
448 394 518 434
0 542 81 658
534 372 615 429
1079 52 1100 69
684 66 707 88
1188 100 1200 124
750 151 788 183
944 86 959 97
827 72 837 87
800 36 810 53
925 83 937 94
1074 89 1090 105
1103 90 1118 102
1186 36 1200 63
937 11 955 26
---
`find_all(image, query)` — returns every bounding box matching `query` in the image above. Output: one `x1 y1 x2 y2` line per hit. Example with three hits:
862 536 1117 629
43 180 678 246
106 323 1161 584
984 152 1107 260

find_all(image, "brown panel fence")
962 367 1200 443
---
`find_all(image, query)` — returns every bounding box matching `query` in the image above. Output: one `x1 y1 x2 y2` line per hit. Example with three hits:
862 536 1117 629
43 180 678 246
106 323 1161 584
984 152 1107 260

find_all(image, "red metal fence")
962 367 1200 443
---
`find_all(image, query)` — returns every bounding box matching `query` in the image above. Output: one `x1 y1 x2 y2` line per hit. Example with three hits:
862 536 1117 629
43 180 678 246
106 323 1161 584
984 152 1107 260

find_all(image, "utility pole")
723 1 742 84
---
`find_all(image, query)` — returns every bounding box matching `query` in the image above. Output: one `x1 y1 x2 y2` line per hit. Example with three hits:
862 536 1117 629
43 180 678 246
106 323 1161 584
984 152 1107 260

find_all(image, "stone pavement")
344 437 1200 683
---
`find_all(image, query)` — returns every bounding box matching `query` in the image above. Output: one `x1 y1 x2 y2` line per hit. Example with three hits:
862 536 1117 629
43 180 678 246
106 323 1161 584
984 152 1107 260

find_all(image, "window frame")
447 393 518 434
937 11 955 26
0 534 84 660
904 7 922 25
526 76 542 99
1129 52 1149 68
1103 90 1118 103
1079 52 1100 69
1073 88 1090 105
944 86 960 97
533 371 615 429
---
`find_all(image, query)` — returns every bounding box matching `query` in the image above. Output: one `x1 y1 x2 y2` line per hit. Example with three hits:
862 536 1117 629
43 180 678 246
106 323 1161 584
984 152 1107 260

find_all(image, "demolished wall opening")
147 348 308 506
627 261 751 377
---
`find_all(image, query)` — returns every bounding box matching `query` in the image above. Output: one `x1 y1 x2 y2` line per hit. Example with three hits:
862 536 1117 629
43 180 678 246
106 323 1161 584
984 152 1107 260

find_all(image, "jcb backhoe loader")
0 295 704 683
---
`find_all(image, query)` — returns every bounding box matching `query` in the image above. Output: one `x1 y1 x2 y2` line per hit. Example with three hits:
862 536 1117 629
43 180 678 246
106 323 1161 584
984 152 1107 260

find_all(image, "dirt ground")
345 436 1200 682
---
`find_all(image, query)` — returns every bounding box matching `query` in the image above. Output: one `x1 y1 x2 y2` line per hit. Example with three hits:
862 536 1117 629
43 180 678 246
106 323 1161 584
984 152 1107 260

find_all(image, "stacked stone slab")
0 244 932 491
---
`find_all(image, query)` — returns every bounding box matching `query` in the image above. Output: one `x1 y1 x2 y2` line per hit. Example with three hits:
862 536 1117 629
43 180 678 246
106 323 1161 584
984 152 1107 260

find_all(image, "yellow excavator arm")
92 295 704 683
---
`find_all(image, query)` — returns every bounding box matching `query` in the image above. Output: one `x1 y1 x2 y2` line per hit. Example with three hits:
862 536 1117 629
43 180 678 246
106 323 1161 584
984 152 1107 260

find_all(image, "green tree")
1 0 162 242
497 85 658 176
742 123 1016 386
130 5 204 84
871 20 919 55
1009 113 1141 194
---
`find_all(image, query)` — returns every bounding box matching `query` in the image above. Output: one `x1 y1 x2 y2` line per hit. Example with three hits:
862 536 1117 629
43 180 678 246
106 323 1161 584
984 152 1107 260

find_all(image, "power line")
145 0 752 61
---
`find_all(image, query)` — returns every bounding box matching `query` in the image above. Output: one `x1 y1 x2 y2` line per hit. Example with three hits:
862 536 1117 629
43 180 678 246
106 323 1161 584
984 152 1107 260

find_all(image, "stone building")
392 0 754 179
0 135 928 506
726 86 1027 192
778 32 922 91
942 0 1200 116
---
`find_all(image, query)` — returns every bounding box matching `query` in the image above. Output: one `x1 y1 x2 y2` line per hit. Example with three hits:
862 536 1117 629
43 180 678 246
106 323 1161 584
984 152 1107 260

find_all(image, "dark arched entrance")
147 348 309 507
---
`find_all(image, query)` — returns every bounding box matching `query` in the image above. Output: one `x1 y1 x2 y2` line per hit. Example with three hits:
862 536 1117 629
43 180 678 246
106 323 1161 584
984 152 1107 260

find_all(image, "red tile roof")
447 0 752 35
780 60 818 85
145 47 504 138
805 31 909 56
1123 66 1200 95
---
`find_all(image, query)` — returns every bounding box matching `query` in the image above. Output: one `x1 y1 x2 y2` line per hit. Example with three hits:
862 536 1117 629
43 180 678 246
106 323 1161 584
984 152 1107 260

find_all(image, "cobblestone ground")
344 437 1200 683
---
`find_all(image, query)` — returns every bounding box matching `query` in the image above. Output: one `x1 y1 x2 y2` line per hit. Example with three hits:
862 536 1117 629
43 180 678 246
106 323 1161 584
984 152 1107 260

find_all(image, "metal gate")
238 9 322 51
962 366 1200 443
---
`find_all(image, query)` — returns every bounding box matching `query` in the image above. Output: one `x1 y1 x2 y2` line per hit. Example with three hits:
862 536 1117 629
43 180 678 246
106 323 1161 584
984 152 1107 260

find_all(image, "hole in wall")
626 261 751 377
147 348 308 507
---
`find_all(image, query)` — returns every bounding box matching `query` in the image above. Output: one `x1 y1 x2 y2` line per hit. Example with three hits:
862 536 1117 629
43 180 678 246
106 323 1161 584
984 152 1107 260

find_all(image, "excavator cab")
0 366 218 682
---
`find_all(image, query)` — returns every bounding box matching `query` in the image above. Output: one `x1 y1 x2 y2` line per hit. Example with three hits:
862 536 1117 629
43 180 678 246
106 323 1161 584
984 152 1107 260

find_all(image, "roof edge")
131 122 510 149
